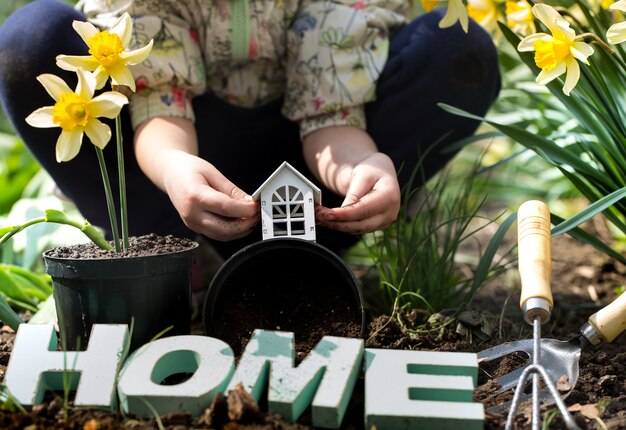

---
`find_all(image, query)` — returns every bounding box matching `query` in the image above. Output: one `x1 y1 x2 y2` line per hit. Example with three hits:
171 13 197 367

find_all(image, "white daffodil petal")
37 74 72 101
439 0 466 29
563 58 580 96
533 4 565 35
571 42 594 64
72 20 99 45
459 7 469 33
93 66 110 90
109 65 136 91
56 55 100 72
75 68 96 100
120 40 154 65
84 119 111 149
610 0 626 12
90 92 129 118
56 129 83 162
607 21 626 44
554 19 576 42
110 13 133 47
25 106 57 128
518 33 548 51
536 62 566 85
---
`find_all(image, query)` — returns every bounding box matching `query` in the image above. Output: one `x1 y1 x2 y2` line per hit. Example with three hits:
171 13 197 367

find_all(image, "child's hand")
303 126 401 235
134 116 259 241
162 152 260 241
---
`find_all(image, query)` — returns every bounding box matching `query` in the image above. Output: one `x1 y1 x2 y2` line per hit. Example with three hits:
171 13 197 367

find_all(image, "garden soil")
1 228 626 429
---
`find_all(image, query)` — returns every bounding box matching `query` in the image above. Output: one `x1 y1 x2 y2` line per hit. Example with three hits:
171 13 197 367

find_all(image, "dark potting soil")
206 275 363 358
44 233 197 259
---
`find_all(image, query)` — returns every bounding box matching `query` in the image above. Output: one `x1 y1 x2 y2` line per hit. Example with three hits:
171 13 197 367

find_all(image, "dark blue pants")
0 0 501 258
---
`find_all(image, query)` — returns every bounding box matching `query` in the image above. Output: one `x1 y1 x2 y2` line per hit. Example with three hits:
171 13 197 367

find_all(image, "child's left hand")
303 126 401 235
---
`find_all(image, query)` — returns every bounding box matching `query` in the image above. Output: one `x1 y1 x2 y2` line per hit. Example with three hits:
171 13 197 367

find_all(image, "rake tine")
505 364 581 430
478 339 534 362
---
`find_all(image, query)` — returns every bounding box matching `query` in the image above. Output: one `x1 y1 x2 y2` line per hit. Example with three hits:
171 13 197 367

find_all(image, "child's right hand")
162 152 260 241
134 116 259 241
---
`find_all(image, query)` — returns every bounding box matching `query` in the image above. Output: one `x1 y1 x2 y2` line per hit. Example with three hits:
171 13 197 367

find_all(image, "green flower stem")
95 146 121 252
116 115 129 251
0 212 112 251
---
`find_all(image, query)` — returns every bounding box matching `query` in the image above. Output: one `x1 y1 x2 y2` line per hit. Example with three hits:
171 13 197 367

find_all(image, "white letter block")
4 323 129 408
228 329 363 428
117 335 234 417
365 349 484 430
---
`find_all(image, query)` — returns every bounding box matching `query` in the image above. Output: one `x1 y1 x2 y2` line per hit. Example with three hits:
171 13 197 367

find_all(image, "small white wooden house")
252 161 321 242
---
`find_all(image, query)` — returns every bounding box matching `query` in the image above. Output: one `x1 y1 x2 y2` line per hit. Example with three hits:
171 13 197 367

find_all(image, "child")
0 0 500 259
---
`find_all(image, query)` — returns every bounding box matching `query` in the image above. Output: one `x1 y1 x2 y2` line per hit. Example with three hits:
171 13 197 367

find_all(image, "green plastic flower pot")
43 241 198 352
202 238 365 355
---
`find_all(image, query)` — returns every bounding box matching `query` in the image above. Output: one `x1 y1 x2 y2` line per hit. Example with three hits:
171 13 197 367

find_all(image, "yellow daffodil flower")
25 69 128 162
420 0 469 33
607 0 626 44
506 0 536 36
467 0 500 33
56 13 153 91
517 4 594 95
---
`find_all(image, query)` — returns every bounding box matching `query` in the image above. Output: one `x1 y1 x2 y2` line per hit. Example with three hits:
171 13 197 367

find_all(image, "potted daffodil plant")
0 12 198 352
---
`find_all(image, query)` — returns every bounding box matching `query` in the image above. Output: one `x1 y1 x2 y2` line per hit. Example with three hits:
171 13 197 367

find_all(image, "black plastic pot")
203 238 365 354
43 242 198 352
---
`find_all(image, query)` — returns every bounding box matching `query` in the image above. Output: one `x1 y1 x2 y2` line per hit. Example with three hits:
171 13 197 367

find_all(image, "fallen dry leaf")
557 375 572 392
580 404 600 420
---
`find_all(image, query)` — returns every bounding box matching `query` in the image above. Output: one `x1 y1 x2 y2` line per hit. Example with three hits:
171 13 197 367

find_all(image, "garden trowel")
477 202 626 414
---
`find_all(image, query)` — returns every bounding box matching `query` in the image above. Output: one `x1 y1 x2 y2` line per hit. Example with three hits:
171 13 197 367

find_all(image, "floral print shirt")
79 0 408 138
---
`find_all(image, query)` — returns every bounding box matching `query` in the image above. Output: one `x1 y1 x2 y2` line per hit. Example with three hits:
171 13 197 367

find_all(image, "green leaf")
468 211 516 304
0 269 35 306
0 293 23 331
551 187 626 237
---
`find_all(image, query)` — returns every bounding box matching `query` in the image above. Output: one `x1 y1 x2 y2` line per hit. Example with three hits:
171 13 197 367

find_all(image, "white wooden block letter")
228 329 363 428
117 335 234 417
365 349 484 430
4 323 129 408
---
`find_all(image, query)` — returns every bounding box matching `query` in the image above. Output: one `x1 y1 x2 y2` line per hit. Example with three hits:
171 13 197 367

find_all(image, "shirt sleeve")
85 1 207 130
283 0 407 139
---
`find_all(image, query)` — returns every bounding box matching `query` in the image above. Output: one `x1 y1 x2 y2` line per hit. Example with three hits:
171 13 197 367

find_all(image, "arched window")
271 185 305 236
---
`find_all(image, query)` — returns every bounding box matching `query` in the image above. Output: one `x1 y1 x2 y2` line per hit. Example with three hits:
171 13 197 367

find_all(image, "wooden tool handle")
588 291 626 343
517 200 554 320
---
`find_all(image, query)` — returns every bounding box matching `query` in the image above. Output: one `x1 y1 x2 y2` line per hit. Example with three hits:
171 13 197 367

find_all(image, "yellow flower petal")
90 92 128 118
36 74 72 102
108 64 136 91
110 13 133 47
56 129 83 162
84 119 111 149
563 58 580 95
25 106 57 128
56 54 100 72
120 40 154 65
75 68 96 101
72 20 99 46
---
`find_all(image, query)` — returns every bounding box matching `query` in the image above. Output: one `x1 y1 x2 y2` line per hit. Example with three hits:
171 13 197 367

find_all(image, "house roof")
251 161 322 205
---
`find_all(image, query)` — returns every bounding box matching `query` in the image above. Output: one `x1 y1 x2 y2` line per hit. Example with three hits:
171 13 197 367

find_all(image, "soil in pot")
44 234 198 352
203 239 364 358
